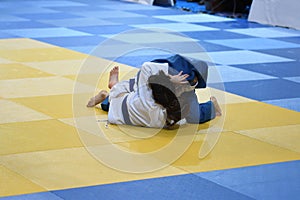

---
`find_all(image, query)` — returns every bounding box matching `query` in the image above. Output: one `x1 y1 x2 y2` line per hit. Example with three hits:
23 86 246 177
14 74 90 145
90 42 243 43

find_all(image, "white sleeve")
136 62 168 107
137 62 168 85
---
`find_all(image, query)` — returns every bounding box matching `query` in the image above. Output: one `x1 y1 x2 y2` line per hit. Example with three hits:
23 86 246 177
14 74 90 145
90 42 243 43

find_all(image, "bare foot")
210 96 222 116
87 90 108 107
108 66 119 89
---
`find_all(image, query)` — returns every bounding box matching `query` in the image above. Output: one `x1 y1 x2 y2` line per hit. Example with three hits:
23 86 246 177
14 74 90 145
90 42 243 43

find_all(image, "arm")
135 62 168 106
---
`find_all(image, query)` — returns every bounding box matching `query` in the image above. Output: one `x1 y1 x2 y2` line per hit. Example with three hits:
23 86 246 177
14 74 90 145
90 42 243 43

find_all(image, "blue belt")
129 78 135 92
121 95 132 125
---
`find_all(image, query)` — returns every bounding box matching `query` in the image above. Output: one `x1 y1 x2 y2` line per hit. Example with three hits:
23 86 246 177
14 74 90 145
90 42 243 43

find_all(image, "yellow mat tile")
0 38 55 50
11 94 104 119
0 63 53 80
0 119 108 156
60 114 225 149
65 66 138 89
26 56 117 76
0 57 13 64
0 48 87 62
59 116 138 144
222 102 300 131
0 164 45 197
0 99 51 124
0 147 187 191
66 56 132 75
196 87 255 105
26 59 84 76
172 131 300 173
116 125 199 153
0 76 94 98
238 124 300 153
64 74 109 89
59 116 190 145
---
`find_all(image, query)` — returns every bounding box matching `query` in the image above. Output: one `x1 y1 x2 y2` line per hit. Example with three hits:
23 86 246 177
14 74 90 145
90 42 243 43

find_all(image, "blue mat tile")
257 48 300 60
182 30 252 40
284 76 300 85
99 46 171 58
154 13 235 23
133 23 218 32
195 20 266 29
90 43 144 58
43 5 106 13
0 1 40 9
0 21 55 29
209 65 276 83
230 61 300 78
232 179 300 200
104 17 174 25
196 160 300 200
3 27 92 38
276 36 300 45
263 98 300 112
73 10 145 18
39 18 119 27
69 38 134 54
0 14 28 22
143 41 211 54
68 45 97 54
31 0 86 7
98 3 165 12
37 35 107 47
128 9 190 16
284 76 300 84
53 174 253 200
206 38 300 50
212 78 300 101
227 27 300 38
2 7 59 15
96 38 132 46
107 54 173 67
71 25 133 35
0 192 63 200
98 3 164 11
16 12 82 20
197 50 294 65
197 41 239 52
0 32 20 39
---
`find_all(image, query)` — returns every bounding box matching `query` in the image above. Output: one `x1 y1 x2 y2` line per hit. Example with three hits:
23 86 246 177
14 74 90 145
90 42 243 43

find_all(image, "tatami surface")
0 0 300 199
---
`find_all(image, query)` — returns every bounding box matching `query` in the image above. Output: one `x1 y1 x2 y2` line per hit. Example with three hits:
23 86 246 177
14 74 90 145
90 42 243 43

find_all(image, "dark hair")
148 70 188 129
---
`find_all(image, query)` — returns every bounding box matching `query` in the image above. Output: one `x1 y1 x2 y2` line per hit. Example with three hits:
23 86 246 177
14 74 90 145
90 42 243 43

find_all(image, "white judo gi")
108 62 170 128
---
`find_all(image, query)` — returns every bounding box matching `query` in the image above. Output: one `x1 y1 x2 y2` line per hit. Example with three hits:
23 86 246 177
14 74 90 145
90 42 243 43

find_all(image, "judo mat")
1 0 300 199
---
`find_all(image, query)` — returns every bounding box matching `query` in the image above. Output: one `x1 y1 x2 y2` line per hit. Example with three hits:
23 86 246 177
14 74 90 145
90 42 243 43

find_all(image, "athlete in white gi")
87 60 222 128
109 62 169 128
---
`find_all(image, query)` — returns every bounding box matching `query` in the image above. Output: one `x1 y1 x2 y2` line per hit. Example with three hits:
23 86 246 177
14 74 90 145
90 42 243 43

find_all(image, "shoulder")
141 62 169 73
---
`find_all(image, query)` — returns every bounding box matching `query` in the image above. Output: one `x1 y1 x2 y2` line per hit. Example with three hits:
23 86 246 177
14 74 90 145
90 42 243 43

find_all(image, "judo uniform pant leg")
183 91 216 124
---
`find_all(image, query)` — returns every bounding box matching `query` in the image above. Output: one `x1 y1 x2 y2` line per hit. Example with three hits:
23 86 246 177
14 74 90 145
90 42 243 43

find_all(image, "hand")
169 71 189 84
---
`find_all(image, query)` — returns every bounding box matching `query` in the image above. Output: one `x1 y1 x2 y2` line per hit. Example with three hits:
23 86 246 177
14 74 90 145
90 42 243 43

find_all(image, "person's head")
148 70 189 128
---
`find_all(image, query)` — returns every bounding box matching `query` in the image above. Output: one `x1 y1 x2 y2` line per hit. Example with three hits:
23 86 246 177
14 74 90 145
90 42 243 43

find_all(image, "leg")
100 96 110 111
108 66 119 89
182 91 201 124
87 90 108 107
198 96 222 123
183 92 222 124
87 66 120 107
198 101 215 124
